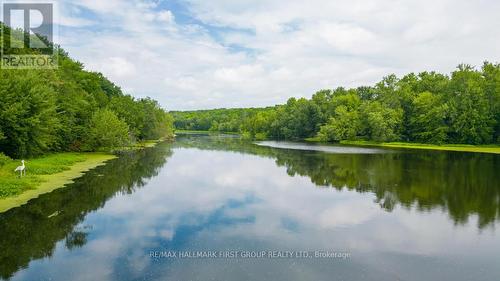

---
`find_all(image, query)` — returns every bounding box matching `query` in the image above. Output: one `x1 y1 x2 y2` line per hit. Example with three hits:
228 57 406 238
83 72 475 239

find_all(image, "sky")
24 0 500 110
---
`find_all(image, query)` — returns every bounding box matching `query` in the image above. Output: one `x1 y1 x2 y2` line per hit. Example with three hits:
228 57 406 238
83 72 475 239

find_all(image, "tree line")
172 107 275 133
173 63 500 145
0 23 174 158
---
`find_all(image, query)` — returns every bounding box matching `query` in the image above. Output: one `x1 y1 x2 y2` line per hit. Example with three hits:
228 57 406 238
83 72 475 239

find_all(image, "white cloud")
94 57 137 78
157 10 175 24
53 0 500 110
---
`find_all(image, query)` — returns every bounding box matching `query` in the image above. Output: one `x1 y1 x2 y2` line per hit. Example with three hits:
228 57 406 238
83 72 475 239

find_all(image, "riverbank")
336 140 500 154
0 153 116 213
0 139 171 213
175 129 239 135
116 139 167 151
176 131 500 154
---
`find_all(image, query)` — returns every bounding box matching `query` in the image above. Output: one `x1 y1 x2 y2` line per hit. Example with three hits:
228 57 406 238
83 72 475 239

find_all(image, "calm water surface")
1 134 499 281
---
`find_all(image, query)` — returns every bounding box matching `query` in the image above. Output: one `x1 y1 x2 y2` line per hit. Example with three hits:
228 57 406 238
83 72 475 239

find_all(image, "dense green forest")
172 107 275 133
173 63 500 145
0 23 174 158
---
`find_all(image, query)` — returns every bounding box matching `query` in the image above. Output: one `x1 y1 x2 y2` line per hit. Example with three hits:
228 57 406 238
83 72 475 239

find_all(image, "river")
0 133 499 281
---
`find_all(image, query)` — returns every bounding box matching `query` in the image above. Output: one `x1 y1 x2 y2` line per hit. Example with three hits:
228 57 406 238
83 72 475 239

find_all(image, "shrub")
254 133 268 140
0 152 11 167
83 109 131 151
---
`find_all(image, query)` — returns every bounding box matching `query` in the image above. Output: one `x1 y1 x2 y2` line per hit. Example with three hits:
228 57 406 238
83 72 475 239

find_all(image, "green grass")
337 140 500 154
0 153 116 212
0 153 85 198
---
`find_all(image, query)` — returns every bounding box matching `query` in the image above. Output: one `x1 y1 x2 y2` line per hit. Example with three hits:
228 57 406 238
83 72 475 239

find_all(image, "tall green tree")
318 90 362 141
318 106 361 141
83 109 130 151
0 70 59 157
482 62 500 142
139 98 174 140
361 101 403 142
273 98 322 139
108 95 145 139
447 64 495 144
409 92 449 143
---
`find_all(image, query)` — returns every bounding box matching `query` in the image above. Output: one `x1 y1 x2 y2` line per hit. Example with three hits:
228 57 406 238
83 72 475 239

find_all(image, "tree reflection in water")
0 143 173 280
0 135 498 280
176 134 500 230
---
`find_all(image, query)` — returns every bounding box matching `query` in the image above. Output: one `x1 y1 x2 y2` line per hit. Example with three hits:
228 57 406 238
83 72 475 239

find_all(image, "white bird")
14 160 26 177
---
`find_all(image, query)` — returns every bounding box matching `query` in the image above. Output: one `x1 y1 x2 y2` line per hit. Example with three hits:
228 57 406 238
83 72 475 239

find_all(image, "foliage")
139 98 175 140
274 98 322 139
83 109 130 151
446 64 495 144
171 107 274 133
482 62 500 142
360 101 403 142
318 106 361 141
0 70 59 158
0 23 174 157
318 91 361 141
409 92 449 143
173 63 500 145
0 153 10 167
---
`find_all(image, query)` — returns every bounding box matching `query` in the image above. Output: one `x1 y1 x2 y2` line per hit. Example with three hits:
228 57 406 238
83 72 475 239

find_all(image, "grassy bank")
179 132 500 154
336 140 500 154
114 139 167 151
0 153 116 213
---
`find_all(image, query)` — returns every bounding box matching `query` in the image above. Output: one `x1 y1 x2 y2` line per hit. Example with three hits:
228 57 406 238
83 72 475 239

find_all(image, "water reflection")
256 140 388 154
0 135 499 281
0 145 172 280
179 134 500 229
